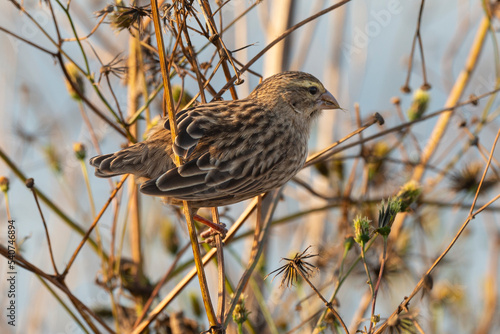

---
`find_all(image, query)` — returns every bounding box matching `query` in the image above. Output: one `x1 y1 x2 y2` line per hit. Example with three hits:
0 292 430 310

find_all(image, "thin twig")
61 175 128 279
28 181 59 275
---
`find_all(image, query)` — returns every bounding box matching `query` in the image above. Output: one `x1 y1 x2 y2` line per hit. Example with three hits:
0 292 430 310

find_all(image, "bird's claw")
200 223 227 246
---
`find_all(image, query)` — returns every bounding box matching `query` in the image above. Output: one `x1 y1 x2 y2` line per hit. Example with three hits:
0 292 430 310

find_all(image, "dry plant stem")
198 0 239 99
215 0 353 99
368 237 388 333
0 147 103 254
306 86 500 171
183 206 218 329
292 262 350 334
2 192 11 221
474 229 500 334
150 0 218 328
212 208 226 324
36 276 90 334
131 198 259 334
0 26 57 56
348 290 373 333
374 128 500 333
403 0 428 89
305 113 382 168
62 175 128 279
313 237 379 333
28 186 59 275
150 0 177 135
177 11 208 103
0 245 115 334
360 244 374 296
127 34 145 306
133 242 191 327
62 13 107 42
223 190 281 327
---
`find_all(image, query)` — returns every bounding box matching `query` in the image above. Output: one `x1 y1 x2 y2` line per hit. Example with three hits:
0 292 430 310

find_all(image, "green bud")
397 180 422 212
353 216 371 245
407 89 430 121
378 197 402 233
232 295 249 325
344 236 355 252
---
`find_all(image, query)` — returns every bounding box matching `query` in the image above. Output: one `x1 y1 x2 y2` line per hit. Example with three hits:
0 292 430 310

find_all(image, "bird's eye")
308 86 318 95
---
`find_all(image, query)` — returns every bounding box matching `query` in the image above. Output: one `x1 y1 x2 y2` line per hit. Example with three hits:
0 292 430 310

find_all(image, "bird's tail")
90 144 148 178
89 153 126 178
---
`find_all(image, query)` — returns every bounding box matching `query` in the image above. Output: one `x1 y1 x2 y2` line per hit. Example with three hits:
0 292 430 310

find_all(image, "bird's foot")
194 214 227 242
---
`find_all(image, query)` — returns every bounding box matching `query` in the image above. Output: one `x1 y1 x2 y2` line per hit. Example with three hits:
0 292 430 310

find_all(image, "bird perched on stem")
90 72 340 223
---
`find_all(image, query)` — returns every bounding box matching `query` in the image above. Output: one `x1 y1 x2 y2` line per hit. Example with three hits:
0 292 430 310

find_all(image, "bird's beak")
318 90 341 110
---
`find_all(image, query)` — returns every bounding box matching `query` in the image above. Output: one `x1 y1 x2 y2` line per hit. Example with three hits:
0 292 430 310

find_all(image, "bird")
90 71 340 214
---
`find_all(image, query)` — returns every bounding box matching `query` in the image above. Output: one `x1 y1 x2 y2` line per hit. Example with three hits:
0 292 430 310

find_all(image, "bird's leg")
194 214 227 240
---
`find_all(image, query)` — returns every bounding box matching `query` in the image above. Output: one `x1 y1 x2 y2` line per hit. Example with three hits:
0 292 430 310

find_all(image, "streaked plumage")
90 71 340 208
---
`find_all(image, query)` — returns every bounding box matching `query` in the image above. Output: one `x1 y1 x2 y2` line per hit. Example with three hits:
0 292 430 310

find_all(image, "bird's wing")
164 102 236 160
139 148 267 200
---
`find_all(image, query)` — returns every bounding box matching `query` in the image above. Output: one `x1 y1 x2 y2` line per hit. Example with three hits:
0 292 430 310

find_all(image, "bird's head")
250 71 341 119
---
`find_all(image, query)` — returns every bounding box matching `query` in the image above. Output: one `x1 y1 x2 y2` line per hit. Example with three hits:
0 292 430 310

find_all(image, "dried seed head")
25 178 35 189
400 85 411 94
391 96 401 105
449 163 497 195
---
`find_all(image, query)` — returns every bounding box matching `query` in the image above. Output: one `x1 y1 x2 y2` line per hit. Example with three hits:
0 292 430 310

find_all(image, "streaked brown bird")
90 71 340 211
